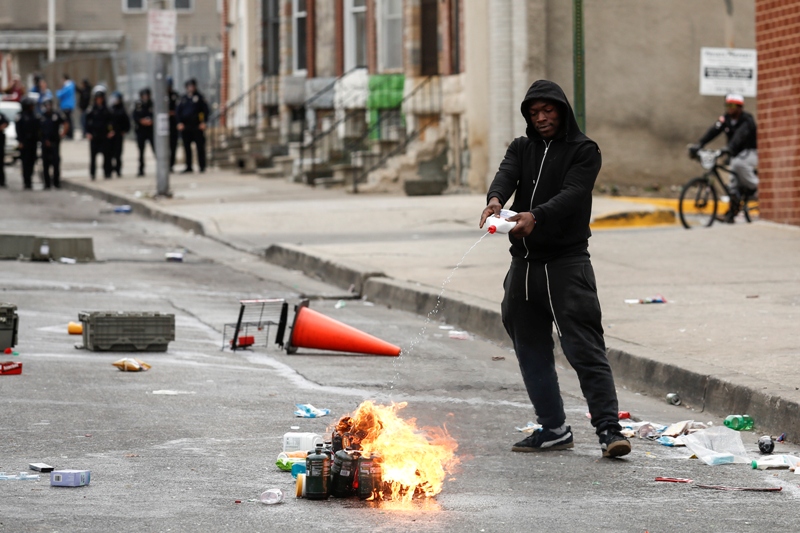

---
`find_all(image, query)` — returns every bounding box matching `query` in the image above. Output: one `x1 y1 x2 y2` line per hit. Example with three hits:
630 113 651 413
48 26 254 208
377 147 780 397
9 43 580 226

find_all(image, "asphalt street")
1 167 800 532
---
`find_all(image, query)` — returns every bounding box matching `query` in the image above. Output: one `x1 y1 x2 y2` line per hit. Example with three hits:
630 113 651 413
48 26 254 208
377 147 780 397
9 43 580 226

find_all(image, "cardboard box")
0 361 22 375
50 470 91 487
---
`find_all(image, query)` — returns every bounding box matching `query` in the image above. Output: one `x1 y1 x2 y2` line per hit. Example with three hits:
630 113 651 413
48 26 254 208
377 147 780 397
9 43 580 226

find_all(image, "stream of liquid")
389 232 491 389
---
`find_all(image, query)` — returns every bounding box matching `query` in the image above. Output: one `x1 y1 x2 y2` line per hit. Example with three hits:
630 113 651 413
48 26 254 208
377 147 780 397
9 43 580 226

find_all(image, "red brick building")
756 0 800 225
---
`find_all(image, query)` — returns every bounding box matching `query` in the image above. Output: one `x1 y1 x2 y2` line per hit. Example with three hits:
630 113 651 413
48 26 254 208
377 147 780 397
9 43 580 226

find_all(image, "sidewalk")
57 139 800 437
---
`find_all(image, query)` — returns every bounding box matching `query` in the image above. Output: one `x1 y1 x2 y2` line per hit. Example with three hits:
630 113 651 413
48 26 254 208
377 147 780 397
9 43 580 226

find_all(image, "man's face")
529 100 561 139
186 84 196 96
726 103 743 120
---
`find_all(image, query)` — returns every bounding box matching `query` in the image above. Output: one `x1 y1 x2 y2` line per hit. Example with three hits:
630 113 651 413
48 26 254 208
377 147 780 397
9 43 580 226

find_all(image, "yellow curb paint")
591 209 677 229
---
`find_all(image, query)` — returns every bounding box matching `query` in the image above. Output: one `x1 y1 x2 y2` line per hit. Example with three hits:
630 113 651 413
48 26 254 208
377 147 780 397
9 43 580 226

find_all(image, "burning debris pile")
297 400 459 503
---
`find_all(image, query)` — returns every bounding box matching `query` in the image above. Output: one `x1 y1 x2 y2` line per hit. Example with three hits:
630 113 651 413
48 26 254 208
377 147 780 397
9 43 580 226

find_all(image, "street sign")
699 47 757 97
147 9 177 54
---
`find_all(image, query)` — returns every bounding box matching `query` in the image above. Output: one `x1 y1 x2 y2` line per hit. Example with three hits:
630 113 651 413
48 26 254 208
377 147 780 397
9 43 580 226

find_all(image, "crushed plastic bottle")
751 455 800 470
0 472 40 481
112 205 132 214
724 414 754 431
259 488 284 505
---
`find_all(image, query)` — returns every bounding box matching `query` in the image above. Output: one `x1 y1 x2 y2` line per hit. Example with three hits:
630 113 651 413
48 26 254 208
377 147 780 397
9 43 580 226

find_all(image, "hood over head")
520 80 587 143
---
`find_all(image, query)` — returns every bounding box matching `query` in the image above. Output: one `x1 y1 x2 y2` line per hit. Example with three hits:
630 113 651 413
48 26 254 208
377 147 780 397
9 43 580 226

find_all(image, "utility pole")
47 0 56 62
573 0 586 133
148 4 176 197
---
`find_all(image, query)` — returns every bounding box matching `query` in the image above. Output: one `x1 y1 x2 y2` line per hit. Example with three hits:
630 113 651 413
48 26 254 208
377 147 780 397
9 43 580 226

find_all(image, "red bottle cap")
487 226 496 234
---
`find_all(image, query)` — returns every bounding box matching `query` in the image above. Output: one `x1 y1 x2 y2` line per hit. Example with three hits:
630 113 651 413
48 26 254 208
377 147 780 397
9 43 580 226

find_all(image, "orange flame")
335 400 459 502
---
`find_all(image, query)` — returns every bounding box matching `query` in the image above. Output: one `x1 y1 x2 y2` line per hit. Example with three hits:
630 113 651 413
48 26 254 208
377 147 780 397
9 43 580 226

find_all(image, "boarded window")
420 0 438 75
262 0 280 75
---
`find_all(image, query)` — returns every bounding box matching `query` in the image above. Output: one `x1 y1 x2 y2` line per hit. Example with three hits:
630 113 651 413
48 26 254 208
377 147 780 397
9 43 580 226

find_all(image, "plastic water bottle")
751 455 800 470
486 209 518 234
259 488 284 505
723 414 754 431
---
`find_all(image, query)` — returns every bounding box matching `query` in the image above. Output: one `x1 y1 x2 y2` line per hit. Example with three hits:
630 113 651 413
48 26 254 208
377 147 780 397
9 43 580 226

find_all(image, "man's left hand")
508 212 536 238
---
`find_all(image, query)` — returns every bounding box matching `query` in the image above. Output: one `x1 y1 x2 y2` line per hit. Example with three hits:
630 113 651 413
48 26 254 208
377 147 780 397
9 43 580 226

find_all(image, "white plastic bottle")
486 209 518 234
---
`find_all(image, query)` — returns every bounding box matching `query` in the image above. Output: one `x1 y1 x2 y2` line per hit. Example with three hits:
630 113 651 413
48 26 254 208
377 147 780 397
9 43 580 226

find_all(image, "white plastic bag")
679 426 750 465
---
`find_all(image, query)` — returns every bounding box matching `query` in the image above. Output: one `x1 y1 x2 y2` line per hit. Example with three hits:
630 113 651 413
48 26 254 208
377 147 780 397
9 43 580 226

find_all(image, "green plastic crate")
79 311 175 352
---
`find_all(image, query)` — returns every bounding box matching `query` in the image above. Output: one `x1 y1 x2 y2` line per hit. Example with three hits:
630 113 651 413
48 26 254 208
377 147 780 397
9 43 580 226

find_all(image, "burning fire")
335 400 458 502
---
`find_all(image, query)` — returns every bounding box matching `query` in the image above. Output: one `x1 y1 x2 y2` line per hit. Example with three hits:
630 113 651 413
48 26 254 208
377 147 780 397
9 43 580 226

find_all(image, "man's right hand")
86 134 92 140
479 197 503 229
177 123 184 131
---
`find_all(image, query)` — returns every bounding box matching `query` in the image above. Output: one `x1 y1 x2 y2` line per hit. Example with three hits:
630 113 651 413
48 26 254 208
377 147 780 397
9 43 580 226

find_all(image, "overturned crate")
79 311 175 352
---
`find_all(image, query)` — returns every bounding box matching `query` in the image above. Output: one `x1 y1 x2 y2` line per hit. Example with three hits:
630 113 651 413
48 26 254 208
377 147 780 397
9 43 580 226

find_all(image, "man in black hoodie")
480 80 631 459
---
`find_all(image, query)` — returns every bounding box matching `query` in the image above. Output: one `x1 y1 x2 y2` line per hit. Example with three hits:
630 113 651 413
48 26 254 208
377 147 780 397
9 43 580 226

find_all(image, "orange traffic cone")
286 301 401 356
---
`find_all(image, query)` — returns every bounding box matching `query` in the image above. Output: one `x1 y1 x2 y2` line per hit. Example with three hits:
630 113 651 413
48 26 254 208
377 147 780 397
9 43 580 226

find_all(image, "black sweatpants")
42 141 60 189
0 133 5 186
110 135 124 176
182 127 206 171
501 253 621 436
90 138 112 179
20 144 37 189
137 130 155 175
169 126 178 170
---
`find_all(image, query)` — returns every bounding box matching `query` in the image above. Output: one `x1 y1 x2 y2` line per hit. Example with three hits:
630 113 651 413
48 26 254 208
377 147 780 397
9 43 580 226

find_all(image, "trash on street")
112 358 151 372
29 463 54 472
695 484 782 492
0 472 40 480
515 421 543 434
655 477 693 483
758 435 775 454
448 330 472 340
0 361 22 375
294 404 330 418
624 295 667 304
51 470 90 487
666 392 681 405
680 426 749 466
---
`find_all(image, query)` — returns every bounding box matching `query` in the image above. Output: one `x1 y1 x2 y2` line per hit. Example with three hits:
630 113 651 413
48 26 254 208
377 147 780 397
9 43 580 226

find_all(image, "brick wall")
755 0 800 225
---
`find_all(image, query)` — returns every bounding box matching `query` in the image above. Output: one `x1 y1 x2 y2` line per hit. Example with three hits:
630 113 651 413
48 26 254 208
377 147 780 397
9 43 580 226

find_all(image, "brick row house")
217 0 467 193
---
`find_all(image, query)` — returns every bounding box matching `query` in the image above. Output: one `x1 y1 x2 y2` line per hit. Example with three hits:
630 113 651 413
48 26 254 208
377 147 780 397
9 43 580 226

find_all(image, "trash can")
0 303 18 350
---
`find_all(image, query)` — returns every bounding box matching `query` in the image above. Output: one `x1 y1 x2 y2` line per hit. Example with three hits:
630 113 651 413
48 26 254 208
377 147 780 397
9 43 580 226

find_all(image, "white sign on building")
699 48 757 97
147 10 177 54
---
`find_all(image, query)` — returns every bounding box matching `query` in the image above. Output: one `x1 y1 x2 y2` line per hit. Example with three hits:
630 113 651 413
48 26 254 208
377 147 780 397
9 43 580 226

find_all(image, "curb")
591 209 676 229
264 243 386 294
61 180 206 236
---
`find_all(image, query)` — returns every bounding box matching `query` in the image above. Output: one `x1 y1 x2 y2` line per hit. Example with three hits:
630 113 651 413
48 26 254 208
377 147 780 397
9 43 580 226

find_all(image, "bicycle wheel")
742 194 759 223
679 177 717 229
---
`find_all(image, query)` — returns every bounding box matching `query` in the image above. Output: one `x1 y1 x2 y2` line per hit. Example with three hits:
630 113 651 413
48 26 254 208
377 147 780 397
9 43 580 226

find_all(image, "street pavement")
51 138 800 439
1 141 800 531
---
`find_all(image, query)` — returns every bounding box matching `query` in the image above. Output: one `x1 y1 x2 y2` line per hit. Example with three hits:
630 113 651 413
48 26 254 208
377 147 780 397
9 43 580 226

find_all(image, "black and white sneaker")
512 426 574 452
599 430 632 458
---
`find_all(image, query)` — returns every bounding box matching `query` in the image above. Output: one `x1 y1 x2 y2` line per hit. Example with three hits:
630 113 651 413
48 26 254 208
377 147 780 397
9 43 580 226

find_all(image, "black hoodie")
487 80 601 262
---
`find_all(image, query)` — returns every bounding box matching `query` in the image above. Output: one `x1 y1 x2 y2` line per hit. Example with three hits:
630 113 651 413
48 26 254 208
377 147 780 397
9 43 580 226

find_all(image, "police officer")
176 78 209 174
0 111 8 187
85 87 114 180
132 87 155 177
16 97 41 190
39 95 68 189
167 77 179 172
109 92 131 177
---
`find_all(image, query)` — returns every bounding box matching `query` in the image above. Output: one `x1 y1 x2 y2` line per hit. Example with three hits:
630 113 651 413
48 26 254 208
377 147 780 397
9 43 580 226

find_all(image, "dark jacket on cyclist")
486 80 602 263
696 111 757 157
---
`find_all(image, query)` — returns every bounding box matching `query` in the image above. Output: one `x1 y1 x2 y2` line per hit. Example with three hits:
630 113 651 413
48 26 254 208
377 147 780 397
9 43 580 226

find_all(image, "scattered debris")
260 488 284 505
165 252 184 262
0 472 40 481
746 295 759 299
448 330 472 340
751 455 800 470
666 393 681 406
59 257 77 264
112 205 132 214
276 451 307 471
515 422 542 434
29 463 53 473
681 426 749 466
67 322 83 335
334 300 347 309
0 361 22 375
51 470 90 487
112 358 151 372
758 435 775 454
723 414 754 431
151 390 196 395
696 485 782 492
655 477 692 483
624 295 667 304
491 356 506 361
294 404 330 418
438 325 455 330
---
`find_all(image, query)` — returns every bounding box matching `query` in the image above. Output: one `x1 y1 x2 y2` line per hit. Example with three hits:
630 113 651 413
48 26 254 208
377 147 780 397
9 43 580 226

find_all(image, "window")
174 0 193 11
122 0 147 13
262 0 280 76
378 0 403 71
293 0 307 75
345 0 368 71
449 0 460 73
420 0 438 75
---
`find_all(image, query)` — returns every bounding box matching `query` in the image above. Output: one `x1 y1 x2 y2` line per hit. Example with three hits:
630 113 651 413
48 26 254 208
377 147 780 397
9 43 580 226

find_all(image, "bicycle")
678 148 759 229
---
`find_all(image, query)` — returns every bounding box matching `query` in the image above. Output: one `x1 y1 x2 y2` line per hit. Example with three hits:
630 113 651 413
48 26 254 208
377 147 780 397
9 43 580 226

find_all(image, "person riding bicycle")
689 93 757 223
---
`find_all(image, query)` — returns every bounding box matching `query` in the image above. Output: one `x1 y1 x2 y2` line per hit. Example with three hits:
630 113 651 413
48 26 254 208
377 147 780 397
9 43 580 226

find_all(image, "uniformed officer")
132 87 155 177
0 110 8 187
168 77 179 172
39 95 68 189
109 92 131 177
16 97 41 190
85 87 114 180
176 78 209 174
